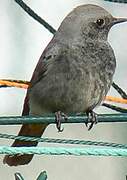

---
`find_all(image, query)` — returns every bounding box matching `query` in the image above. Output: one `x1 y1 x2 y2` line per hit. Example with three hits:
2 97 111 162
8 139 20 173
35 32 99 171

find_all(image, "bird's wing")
22 55 47 115
22 38 60 115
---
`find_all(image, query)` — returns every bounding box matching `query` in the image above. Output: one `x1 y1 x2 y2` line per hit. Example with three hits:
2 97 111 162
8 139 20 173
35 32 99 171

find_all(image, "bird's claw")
85 110 98 130
55 111 68 132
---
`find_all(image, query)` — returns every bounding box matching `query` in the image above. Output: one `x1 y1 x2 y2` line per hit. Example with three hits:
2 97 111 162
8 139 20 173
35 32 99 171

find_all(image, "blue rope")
1 146 127 157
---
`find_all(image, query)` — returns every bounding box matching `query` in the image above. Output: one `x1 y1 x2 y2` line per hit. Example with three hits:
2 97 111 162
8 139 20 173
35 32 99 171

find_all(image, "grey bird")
3 4 127 166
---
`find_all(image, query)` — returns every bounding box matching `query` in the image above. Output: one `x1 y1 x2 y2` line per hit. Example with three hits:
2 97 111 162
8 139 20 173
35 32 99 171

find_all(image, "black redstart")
3 4 127 166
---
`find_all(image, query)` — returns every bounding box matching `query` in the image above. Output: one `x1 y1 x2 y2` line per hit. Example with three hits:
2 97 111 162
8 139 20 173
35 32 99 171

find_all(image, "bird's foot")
55 111 68 132
85 110 98 130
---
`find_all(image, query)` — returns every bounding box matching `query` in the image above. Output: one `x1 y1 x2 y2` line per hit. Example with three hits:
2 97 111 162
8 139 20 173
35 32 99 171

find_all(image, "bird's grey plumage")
29 4 117 115
4 4 127 166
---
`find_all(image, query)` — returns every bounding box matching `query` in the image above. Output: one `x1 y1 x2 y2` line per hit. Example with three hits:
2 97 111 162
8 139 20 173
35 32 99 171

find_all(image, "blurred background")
0 0 127 179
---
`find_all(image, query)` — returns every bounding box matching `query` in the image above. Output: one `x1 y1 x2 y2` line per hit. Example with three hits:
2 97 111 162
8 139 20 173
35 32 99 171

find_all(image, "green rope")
0 133 127 149
1 146 127 157
0 113 127 125
102 103 127 113
112 82 127 99
104 0 127 3
15 0 56 34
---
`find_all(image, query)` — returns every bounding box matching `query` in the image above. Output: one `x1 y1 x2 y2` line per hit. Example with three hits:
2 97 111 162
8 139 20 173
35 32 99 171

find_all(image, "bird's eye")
96 18 105 27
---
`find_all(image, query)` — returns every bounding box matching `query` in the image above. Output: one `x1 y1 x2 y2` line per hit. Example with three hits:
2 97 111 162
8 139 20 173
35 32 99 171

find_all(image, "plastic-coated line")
0 113 127 125
1 146 127 157
15 0 56 34
0 133 127 149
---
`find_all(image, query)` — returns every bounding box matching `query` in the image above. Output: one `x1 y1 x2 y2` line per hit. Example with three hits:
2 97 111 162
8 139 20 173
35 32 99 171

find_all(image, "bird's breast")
29 41 116 114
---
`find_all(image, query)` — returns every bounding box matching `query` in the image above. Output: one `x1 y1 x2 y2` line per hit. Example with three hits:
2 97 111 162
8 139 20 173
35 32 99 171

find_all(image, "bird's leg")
85 110 98 130
55 111 68 132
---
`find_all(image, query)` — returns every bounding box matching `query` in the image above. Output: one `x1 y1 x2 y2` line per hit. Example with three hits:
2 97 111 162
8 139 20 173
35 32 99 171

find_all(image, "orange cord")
0 80 29 89
0 79 127 105
105 96 127 104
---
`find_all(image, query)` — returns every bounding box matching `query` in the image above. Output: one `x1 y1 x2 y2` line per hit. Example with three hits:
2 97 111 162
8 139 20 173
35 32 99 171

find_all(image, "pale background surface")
0 0 127 180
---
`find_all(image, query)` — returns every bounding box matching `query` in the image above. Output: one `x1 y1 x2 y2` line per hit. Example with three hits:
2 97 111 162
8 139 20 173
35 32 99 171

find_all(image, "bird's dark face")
82 16 113 41
82 15 127 41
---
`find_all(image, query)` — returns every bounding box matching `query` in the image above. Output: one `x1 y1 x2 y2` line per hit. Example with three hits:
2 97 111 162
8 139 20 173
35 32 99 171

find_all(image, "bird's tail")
3 123 48 166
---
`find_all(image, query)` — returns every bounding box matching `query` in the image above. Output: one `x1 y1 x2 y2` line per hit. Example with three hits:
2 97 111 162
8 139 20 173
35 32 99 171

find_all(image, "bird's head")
57 4 127 42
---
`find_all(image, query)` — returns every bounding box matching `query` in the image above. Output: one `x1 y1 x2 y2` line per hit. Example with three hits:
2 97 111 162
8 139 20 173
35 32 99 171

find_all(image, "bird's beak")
111 17 127 26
